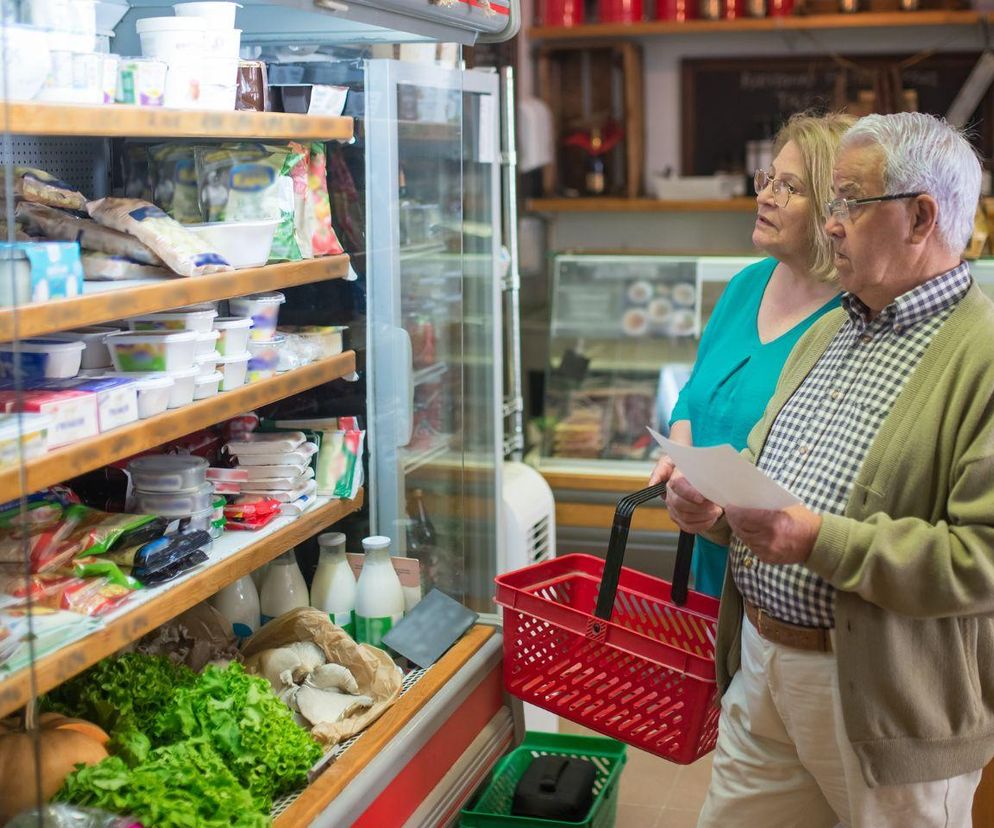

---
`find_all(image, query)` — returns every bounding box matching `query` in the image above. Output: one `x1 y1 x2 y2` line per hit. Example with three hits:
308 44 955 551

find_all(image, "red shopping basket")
495 483 721 765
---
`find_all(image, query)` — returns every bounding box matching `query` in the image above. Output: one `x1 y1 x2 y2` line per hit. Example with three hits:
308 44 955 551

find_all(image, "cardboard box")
0 242 84 307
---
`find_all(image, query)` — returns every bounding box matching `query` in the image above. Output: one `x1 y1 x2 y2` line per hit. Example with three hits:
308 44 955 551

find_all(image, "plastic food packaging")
0 167 86 211
306 143 345 256
279 326 346 360
86 198 232 277
225 510 279 531
16 202 164 266
213 316 252 355
104 330 199 372
116 57 167 106
229 293 286 342
195 350 221 377
127 308 217 334
194 330 221 357
148 144 204 224
163 58 204 109
223 495 282 521
234 442 317 467
240 465 309 482
111 366 197 409
236 60 268 111
130 373 173 419
6 803 141 827
216 351 249 391
193 370 223 400
0 413 51 466
136 15 207 60
194 144 289 224
245 336 284 383
128 455 209 492
80 253 175 281
0 339 85 380
272 143 307 261
134 481 214 516
207 466 249 482
187 219 278 269
46 327 119 370
226 431 305 454
174 0 241 27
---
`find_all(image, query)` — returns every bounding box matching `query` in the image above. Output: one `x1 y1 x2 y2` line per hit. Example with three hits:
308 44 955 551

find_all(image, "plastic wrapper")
133 603 241 671
16 202 164 266
315 428 364 499
136 549 208 586
195 143 289 223
286 141 313 259
1 167 87 211
81 252 176 281
225 511 279 531
7 804 141 828
306 143 344 256
69 556 143 590
123 145 154 202
149 144 204 225
223 496 282 521
0 572 134 616
86 198 232 277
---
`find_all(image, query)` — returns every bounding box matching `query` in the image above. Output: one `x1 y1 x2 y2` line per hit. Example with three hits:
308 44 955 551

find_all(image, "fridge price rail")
0 352 357 503
0 493 364 721
0 256 351 341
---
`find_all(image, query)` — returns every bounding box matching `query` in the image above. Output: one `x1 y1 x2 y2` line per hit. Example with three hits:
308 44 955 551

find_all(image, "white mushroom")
282 642 327 682
295 686 374 726
304 663 359 695
244 648 303 692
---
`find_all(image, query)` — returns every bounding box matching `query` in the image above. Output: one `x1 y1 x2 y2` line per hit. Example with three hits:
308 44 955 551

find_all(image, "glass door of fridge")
366 60 503 614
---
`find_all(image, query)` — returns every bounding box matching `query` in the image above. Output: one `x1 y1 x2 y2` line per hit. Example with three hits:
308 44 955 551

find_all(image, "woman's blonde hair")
772 111 855 284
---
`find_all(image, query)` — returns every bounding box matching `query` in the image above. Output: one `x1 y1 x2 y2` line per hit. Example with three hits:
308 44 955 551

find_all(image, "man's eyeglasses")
824 192 923 222
754 169 799 209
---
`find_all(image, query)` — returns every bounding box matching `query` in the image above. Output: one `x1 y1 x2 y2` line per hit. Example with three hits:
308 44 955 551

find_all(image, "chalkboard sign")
681 54 993 175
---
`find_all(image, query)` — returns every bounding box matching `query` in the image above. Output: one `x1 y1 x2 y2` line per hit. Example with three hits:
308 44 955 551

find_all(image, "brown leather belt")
745 601 833 653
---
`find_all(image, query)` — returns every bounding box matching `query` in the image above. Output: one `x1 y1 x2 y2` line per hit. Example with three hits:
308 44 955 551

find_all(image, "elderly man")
667 111 994 828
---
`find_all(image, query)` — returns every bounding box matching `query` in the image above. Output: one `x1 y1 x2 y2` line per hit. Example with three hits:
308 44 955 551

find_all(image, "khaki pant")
697 615 981 828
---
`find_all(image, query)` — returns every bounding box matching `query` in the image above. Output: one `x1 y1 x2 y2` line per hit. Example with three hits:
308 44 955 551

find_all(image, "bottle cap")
362 535 391 551
318 532 346 551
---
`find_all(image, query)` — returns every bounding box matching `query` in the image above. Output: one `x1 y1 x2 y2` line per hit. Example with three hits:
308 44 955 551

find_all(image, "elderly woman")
650 112 854 597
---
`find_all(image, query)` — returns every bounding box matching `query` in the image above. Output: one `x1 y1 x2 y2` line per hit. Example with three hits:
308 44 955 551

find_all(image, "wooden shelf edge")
4 103 355 141
527 197 756 213
0 255 351 341
274 624 497 828
0 492 364 719
0 351 357 502
529 9 988 38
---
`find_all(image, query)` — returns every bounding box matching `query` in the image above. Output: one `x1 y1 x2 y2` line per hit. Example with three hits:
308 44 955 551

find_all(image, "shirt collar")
841 261 972 333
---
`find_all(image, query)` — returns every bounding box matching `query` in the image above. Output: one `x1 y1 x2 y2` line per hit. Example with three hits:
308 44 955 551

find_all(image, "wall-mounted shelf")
529 9 988 39
0 256 351 342
0 493 363 720
0 352 356 502
3 103 354 141
528 197 756 213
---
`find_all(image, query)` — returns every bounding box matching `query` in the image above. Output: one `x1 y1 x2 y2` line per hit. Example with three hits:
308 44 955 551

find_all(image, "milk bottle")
260 549 309 625
210 575 260 640
311 532 357 638
355 536 405 647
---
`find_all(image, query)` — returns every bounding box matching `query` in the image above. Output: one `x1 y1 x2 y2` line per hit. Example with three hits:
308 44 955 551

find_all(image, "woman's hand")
666 472 723 534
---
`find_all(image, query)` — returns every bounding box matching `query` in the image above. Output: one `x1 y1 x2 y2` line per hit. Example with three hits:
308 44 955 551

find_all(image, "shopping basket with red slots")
495 483 721 765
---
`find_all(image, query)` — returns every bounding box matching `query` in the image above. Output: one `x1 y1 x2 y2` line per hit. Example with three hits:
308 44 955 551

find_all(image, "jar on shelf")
657 0 696 20
599 0 644 23
538 0 585 25
768 0 794 15
723 0 745 17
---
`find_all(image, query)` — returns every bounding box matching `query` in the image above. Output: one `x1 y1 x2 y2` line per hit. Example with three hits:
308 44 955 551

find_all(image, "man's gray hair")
840 112 981 254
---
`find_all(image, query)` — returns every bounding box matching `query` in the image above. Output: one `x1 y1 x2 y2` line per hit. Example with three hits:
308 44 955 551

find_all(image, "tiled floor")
558 718 712 828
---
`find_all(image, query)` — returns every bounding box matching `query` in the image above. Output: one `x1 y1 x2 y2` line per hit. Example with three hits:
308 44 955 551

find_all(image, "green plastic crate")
460 731 627 828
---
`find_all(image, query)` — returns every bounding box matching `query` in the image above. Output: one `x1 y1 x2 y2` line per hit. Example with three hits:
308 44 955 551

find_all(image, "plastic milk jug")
210 575 260 640
355 535 405 647
311 532 357 637
260 549 309 625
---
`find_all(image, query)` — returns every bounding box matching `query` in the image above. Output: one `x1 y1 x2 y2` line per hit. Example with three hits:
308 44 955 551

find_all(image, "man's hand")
724 503 822 565
666 472 723 534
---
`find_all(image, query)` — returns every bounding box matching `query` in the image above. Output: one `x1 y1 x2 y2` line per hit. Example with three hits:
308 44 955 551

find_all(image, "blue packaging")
0 242 84 307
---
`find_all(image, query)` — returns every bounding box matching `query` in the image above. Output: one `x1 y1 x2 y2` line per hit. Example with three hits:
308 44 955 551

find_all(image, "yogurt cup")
116 57 166 106
205 31 241 60
163 58 203 109
48 326 119 370
195 350 222 377
127 309 217 333
110 367 196 409
194 370 223 400
0 339 85 380
246 334 285 383
229 292 285 342
129 455 208 492
105 330 198 372
195 330 221 357
131 373 174 419
216 351 249 391
136 16 207 61
213 316 252 356
101 53 119 103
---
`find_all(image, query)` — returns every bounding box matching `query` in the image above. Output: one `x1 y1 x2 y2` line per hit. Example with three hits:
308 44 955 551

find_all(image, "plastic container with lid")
105 330 198 372
127 308 217 334
135 481 214 517
136 16 207 60
229 292 285 341
246 334 285 383
0 413 52 466
205 29 241 59
213 316 252 356
0 339 85 380
174 1 241 27
194 330 221 357
109 366 197 409
189 222 278 270
48 326 119 370
194 370 223 400
128 455 209 492
195 350 221 377
280 326 346 361
216 351 249 391
131 373 174 419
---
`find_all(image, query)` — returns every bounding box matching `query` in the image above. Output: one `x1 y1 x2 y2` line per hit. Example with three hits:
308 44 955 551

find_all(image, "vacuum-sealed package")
81 252 176 281
0 167 87 211
195 143 289 223
149 143 204 224
87 198 232 277
17 202 164 265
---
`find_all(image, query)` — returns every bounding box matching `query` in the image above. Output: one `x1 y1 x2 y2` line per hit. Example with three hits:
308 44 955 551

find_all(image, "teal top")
669 257 841 597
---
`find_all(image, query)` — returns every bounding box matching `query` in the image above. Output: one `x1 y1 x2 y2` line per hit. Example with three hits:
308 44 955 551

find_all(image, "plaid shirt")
730 262 972 628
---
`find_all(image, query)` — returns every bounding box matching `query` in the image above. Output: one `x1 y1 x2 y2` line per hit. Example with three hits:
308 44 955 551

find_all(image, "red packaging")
538 0 584 25
598 0 642 21
224 512 280 532
657 0 696 19
768 0 793 14
723 0 744 16
224 496 282 521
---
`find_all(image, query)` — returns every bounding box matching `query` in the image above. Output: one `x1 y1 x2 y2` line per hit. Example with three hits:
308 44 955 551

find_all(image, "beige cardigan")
707 283 994 787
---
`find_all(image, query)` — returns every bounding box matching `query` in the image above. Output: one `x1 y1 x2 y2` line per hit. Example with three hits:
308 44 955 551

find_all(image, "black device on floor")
511 755 597 821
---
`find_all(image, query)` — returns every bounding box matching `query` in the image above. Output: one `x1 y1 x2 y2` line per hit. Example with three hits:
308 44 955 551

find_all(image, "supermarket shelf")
529 9 988 39
0 492 364 720
528 197 756 213
3 103 354 141
0 351 356 502
272 624 496 828
0 255 351 341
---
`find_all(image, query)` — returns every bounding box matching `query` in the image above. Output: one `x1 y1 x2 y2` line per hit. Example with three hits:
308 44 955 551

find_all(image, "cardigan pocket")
960 615 982 702
849 481 885 518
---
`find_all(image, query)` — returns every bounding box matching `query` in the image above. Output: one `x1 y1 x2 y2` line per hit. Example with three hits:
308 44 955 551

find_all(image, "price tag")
308 84 349 117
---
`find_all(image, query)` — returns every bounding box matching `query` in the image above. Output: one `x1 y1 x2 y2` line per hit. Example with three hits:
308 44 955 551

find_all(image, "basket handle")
593 484 695 621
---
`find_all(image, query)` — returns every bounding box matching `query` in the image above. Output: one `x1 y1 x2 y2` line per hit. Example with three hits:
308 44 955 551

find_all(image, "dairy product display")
310 532 356 637
354 536 405 647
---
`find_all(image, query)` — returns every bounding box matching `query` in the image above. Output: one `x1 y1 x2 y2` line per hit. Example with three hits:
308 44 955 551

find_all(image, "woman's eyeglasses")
754 169 799 209
824 192 924 222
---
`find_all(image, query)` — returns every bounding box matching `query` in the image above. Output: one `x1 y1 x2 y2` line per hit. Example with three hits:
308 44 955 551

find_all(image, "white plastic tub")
128 309 217 334
0 339 85 380
163 58 202 109
105 330 198 372
194 370 223 400
246 334 285 383
0 413 52 466
188 221 278 270
205 31 241 60
136 16 206 60
174 1 241 27
213 316 252 356
195 350 222 377
229 292 285 341
216 351 249 392
132 373 174 419
195 330 221 357
48 326 119 370
110 367 196 409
